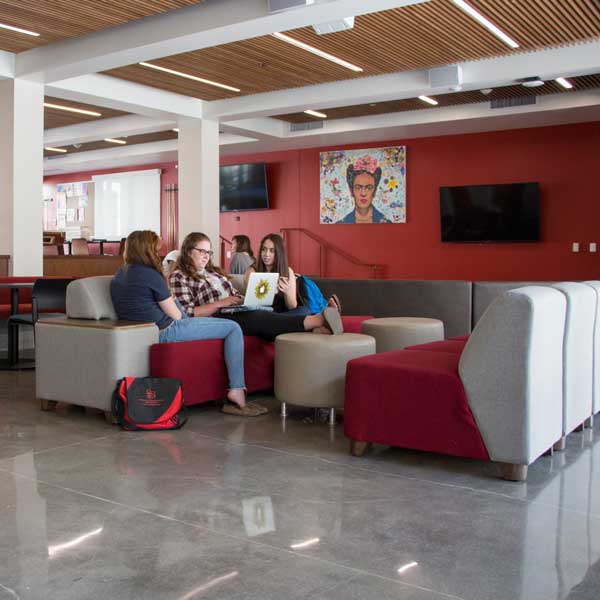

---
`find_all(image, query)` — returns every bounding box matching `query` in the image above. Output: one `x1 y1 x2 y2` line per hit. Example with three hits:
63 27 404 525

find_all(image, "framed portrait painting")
320 146 406 224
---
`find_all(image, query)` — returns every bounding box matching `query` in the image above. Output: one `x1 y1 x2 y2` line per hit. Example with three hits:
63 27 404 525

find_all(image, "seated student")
169 232 343 340
244 233 341 315
229 235 255 275
110 230 266 417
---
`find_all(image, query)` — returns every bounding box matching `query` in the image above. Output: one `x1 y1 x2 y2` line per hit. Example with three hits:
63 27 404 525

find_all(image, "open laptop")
220 272 280 314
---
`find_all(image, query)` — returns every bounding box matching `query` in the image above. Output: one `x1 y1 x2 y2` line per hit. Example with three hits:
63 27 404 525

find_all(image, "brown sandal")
322 307 344 335
221 401 269 417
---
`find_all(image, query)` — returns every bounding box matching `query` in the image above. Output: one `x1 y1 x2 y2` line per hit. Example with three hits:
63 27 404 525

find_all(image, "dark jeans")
221 310 307 341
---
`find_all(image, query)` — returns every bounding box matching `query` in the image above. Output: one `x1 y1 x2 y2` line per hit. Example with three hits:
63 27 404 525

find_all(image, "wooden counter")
43 255 123 277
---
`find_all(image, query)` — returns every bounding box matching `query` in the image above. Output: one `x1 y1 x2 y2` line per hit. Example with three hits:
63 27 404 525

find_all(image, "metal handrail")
280 227 383 279
219 235 232 267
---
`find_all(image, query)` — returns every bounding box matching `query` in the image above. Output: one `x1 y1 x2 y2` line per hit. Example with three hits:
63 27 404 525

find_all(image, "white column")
0 79 44 275
177 117 220 263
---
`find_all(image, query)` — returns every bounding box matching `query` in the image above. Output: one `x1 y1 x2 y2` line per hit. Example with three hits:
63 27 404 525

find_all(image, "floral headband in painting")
346 155 382 189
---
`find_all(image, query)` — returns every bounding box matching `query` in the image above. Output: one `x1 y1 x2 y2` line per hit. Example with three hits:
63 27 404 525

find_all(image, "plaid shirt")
169 269 238 317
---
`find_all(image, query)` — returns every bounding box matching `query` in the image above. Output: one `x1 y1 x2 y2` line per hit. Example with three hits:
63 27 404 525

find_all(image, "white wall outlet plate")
590 242 597 253
572 242 580 253
226 250 232 258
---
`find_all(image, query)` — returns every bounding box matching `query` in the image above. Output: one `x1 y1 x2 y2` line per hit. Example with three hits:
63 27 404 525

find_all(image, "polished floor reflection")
1 371 599 600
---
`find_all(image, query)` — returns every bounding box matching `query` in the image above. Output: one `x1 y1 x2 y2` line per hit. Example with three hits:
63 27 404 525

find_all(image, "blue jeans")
159 314 245 390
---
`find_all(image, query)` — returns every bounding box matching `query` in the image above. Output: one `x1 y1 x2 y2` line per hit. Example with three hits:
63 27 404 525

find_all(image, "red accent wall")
221 121 600 280
45 122 600 280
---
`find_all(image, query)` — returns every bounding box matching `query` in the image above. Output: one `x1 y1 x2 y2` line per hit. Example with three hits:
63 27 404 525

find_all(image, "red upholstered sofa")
150 315 371 407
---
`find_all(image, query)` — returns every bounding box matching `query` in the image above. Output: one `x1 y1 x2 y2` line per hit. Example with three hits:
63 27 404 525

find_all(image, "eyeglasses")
261 246 276 254
193 247 213 257
353 184 375 193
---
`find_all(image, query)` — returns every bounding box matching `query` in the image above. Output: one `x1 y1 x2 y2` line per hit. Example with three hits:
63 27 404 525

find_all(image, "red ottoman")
344 349 489 460
151 336 274 407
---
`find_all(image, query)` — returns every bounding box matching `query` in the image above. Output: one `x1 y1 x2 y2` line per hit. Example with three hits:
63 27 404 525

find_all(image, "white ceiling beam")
0 50 14 80
206 70 430 120
206 40 600 121
17 0 431 83
288 89 600 137
44 115 176 146
221 92 600 155
46 74 204 119
220 117 287 139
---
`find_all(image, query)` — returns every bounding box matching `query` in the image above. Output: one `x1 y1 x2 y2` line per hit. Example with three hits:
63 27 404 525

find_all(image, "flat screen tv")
219 162 269 212
440 182 540 243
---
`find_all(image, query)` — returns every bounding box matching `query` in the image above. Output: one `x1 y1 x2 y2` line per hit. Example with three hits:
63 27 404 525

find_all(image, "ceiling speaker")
313 16 355 35
268 0 314 12
429 65 463 91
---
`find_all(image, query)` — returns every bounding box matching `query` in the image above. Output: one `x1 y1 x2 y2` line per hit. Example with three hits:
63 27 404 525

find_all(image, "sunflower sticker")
255 278 270 300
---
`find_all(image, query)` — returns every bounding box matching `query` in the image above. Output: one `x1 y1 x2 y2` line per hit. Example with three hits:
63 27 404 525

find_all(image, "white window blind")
92 169 161 239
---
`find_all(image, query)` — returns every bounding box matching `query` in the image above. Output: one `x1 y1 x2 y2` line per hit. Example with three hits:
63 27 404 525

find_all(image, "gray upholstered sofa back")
313 278 472 339
66 276 118 320
472 281 557 326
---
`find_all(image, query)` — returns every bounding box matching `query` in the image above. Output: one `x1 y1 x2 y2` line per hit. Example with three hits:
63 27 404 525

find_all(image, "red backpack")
112 377 187 431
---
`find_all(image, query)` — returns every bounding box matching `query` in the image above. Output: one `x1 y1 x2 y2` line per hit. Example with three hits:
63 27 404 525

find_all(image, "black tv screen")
220 163 269 212
440 182 540 242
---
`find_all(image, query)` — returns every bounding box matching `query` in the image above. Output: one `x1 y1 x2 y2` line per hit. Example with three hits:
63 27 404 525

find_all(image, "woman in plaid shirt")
169 232 343 340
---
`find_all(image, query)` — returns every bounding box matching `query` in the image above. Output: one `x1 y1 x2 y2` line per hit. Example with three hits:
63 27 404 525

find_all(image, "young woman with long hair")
244 233 340 315
229 234 255 275
169 232 343 339
110 230 265 416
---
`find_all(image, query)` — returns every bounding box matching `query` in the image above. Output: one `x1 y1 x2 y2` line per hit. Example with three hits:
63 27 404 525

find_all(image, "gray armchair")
35 276 159 419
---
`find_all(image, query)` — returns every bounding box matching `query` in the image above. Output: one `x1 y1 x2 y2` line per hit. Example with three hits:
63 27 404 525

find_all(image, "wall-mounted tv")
440 182 540 243
219 162 269 212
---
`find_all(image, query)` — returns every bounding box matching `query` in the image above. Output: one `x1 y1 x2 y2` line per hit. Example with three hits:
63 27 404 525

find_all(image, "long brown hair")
123 230 163 274
255 233 289 277
232 234 254 258
174 232 227 280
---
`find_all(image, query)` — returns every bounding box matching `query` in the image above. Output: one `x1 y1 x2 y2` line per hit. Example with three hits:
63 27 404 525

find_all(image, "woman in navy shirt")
111 230 266 416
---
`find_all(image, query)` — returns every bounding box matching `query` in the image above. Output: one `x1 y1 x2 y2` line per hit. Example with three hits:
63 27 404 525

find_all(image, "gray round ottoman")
361 317 444 353
274 333 375 425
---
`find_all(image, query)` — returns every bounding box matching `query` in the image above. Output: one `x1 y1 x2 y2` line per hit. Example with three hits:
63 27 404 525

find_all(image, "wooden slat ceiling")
103 0 600 101
276 74 600 122
44 129 177 158
0 1 206 53
44 96 128 129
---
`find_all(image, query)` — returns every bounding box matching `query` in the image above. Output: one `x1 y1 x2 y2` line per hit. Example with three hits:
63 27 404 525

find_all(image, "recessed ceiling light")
172 128 179 132
521 76 544 88
45 147 67 153
272 32 363 72
139 62 241 93
43 102 102 117
451 0 519 49
480 88 493 95
0 22 40 37
555 77 573 89
418 95 438 106
304 109 327 118
104 138 126 145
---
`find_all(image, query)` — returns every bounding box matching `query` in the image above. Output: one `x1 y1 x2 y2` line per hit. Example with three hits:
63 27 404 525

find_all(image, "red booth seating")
151 315 373 407
405 335 469 354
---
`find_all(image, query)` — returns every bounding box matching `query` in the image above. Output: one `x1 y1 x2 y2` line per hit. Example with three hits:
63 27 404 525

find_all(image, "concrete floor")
0 370 599 600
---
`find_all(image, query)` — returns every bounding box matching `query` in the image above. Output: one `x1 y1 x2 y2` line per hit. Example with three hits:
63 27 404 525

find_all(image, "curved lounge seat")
345 286 566 481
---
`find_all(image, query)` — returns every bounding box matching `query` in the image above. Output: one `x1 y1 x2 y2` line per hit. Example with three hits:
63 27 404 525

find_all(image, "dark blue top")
111 264 173 330
336 206 390 224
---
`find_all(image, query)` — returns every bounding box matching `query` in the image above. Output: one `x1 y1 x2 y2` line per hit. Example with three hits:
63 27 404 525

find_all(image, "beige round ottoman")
361 317 444 353
274 333 375 424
